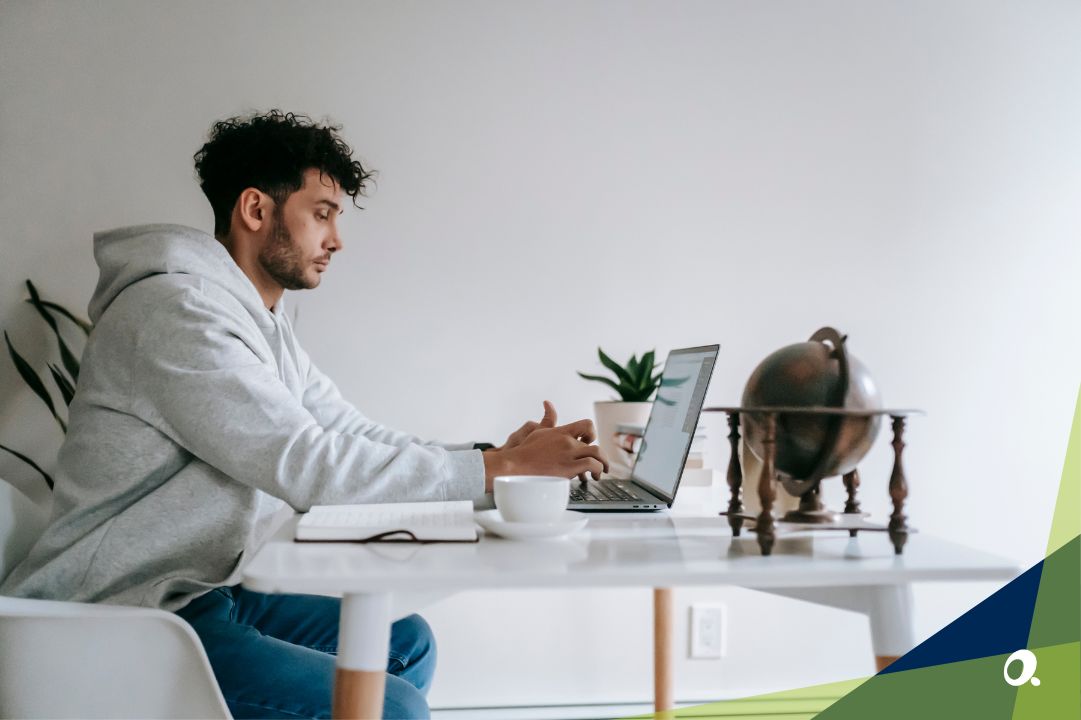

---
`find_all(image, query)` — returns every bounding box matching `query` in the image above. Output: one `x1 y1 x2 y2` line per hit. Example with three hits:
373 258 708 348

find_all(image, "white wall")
1 0 1078 709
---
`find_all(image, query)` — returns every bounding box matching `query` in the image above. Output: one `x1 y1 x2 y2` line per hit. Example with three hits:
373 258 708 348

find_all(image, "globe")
741 327 882 493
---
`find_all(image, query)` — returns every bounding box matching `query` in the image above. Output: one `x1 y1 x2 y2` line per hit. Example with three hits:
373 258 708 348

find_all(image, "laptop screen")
630 345 719 502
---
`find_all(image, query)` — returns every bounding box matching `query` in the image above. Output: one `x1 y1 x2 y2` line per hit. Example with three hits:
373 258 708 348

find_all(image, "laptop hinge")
628 478 669 504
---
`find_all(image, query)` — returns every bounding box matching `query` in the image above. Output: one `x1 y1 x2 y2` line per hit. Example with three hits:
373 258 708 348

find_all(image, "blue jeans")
175 586 435 719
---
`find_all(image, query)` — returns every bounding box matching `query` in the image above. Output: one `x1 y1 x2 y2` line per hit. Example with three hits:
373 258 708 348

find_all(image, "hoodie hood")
89 223 275 329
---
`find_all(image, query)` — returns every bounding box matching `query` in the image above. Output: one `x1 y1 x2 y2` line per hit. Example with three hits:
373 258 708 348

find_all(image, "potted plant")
2 280 90 497
577 348 662 478
1 281 87 578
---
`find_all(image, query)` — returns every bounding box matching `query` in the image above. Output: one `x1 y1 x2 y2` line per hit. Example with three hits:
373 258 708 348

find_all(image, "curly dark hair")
193 110 375 236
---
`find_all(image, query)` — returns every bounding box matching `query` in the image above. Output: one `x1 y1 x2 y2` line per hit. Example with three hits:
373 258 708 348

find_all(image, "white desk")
242 511 1017 719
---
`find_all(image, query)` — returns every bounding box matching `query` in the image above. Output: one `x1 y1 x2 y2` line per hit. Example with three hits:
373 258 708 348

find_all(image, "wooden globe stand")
706 407 923 556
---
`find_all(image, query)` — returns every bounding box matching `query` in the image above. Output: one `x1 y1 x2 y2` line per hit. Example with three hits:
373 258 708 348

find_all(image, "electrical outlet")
689 603 726 659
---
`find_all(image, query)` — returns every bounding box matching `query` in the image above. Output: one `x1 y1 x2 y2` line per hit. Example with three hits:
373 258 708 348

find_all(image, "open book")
295 500 479 543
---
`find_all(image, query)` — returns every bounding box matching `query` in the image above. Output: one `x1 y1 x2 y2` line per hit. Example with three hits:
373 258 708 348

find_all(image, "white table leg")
334 592 391 720
865 584 914 671
759 584 915 671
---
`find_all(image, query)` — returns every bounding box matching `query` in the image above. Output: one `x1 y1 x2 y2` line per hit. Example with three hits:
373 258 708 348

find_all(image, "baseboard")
431 693 841 720
431 701 701 720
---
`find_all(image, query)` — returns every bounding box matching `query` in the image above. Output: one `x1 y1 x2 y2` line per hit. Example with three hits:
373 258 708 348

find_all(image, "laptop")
569 344 719 511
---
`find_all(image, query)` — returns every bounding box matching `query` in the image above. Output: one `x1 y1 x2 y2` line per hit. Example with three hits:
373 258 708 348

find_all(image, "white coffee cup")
493 475 570 524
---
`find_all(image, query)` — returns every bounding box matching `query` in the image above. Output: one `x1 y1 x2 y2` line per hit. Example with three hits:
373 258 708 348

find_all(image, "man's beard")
258 210 317 291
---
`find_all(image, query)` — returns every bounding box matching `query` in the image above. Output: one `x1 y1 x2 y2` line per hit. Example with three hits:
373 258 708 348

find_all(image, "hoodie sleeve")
298 351 476 451
129 289 485 510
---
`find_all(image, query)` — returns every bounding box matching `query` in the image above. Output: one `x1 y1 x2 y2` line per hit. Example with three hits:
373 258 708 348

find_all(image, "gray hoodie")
1 224 485 611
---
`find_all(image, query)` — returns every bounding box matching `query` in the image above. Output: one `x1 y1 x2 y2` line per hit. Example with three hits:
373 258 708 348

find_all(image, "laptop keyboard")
570 482 644 503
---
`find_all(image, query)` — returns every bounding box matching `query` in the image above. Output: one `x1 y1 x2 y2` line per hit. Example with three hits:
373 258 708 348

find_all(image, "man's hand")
482 414 608 492
498 400 559 451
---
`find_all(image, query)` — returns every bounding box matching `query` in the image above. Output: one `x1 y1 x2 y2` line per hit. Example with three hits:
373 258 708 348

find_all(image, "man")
2 110 608 719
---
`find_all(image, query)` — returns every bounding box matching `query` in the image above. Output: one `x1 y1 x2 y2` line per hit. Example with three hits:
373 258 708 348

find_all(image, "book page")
295 500 478 542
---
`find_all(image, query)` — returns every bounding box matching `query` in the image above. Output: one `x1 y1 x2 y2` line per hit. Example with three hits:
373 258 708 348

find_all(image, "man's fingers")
540 400 557 428
573 457 605 481
574 444 610 474
512 421 538 442
504 421 536 450
557 418 596 443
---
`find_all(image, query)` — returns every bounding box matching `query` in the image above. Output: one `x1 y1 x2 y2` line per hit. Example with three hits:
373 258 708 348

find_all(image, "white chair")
0 594 231 719
0 482 230 719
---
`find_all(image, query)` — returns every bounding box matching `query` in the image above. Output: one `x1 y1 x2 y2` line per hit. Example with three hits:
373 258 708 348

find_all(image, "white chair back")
0 594 231 719
2 480 229 718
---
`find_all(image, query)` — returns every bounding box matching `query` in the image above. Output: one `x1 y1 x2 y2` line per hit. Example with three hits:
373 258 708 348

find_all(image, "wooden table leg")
875 655 901 672
725 412 745 537
755 413 778 556
654 587 674 718
334 592 391 719
843 469 862 538
888 416 910 555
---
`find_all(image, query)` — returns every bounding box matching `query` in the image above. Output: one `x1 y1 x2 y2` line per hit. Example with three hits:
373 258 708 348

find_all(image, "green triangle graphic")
1046 385 1080 557
1024 536 1080 655
1012 642 1081 719
617 677 867 719
1013 386 1081 718
814 651 1021 719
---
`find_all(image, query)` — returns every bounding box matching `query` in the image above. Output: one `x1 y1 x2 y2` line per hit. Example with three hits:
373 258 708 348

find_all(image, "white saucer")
474 509 588 540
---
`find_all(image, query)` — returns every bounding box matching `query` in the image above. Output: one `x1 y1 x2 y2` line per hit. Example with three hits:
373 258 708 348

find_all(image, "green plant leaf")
626 354 640 386
628 369 665 400
621 386 650 401
34 300 92 336
48 363 76 406
577 371 623 396
640 350 655 379
4 330 66 432
646 369 664 393
635 368 650 393
0 442 54 491
25 280 80 382
597 347 634 386
615 377 658 401
623 350 656 393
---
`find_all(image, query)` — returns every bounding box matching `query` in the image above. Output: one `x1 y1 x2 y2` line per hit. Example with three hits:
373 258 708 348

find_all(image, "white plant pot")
593 401 653 478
